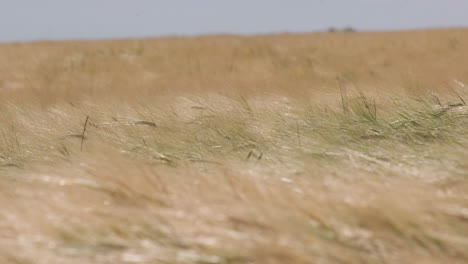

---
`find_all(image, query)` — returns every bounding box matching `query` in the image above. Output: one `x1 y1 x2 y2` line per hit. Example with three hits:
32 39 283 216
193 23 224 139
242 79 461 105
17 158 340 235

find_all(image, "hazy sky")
1 0 467 42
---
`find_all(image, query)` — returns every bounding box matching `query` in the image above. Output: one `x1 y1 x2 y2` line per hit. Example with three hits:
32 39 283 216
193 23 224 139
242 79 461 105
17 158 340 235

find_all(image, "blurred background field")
1 29 467 103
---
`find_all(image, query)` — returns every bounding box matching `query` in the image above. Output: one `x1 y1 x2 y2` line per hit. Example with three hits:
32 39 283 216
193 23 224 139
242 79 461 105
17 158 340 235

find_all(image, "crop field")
1 29 468 264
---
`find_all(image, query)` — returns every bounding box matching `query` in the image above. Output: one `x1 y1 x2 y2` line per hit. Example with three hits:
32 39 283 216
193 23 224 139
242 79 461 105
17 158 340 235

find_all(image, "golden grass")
1 28 468 264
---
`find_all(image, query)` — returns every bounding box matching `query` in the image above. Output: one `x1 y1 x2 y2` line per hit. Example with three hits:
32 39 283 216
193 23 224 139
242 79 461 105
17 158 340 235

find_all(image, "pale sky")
1 0 467 42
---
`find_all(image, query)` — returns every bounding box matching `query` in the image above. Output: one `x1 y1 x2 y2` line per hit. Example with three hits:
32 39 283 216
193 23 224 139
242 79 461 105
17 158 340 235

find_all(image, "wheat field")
1 29 468 264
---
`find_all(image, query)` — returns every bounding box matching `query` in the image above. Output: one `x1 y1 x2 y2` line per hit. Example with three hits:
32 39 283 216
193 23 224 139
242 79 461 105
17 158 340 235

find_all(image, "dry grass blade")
134 120 157 127
80 116 89 151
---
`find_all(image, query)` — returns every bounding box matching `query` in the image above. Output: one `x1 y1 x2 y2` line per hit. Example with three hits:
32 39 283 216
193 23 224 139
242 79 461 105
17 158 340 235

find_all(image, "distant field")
1 29 468 264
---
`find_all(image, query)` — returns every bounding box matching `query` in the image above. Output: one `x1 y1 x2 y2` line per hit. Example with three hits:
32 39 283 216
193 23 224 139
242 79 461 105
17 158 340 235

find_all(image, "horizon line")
1 26 467 45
